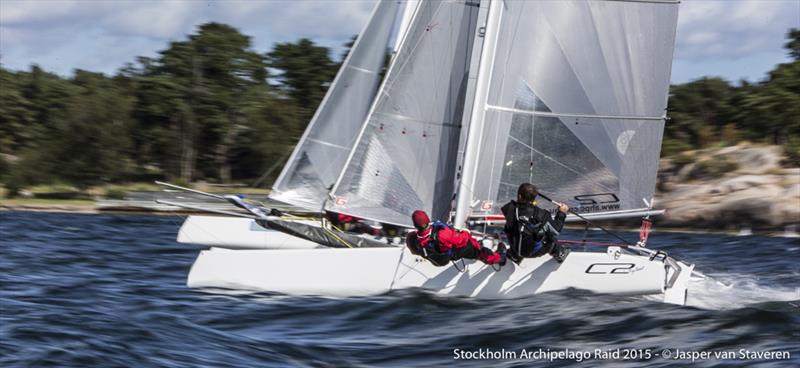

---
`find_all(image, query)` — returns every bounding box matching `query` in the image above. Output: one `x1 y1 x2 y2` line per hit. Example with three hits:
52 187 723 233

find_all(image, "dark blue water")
1 212 798 367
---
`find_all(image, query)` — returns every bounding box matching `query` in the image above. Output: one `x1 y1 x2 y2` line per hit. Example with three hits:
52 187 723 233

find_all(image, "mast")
453 0 503 229
393 0 419 55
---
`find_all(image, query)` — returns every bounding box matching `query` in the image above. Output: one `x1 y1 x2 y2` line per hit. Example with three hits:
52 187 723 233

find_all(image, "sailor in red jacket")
405 210 507 267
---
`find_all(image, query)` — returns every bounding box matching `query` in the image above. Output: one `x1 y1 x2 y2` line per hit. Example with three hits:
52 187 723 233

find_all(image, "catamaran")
163 0 695 305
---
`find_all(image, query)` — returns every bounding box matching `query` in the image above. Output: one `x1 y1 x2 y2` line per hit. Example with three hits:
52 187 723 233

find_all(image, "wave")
684 272 800 310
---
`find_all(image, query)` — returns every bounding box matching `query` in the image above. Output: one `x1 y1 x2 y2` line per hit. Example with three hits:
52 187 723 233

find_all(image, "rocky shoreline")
656 144 799 232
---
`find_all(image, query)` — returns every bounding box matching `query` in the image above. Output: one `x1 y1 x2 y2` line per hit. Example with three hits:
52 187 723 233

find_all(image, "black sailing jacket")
501 200 567 257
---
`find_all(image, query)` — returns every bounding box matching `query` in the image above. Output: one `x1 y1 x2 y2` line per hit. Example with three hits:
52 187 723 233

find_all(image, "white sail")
269 0 399 209
327 0 483 227
459 0 679 221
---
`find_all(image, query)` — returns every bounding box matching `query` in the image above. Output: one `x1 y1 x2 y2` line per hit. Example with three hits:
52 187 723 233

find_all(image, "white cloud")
0 0 83 25
675 0 799 61
677 1 722 26
0 0 797 82
0 0 375 75
685 31 719 45
99 1 199 39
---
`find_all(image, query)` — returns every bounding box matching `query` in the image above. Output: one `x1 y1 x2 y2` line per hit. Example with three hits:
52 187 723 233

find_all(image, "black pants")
511 239 554 258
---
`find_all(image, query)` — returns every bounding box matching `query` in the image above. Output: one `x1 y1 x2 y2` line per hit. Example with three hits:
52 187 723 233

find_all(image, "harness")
417 221 471 271
514 206 560 258
416 221 455 266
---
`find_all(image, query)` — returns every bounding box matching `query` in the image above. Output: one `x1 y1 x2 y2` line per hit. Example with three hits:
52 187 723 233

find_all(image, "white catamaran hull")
177 216 321 250
187 247 693 305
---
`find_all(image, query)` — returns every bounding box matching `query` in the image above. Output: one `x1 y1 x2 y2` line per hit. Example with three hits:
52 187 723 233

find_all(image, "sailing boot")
497 242 508 266
507 245 523 265
550 242 570 263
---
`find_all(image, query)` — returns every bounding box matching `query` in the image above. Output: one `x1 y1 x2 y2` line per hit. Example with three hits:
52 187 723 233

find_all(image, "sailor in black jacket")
501 183 570 264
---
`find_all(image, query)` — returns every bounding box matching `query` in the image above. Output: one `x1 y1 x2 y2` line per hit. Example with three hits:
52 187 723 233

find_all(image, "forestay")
466 0 678 217
328 0 482 227
270 0 399 209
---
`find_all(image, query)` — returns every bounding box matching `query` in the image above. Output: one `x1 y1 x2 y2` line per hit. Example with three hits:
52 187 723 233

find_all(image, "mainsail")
269 0 400 209
457 0 679 224
326 0 483 227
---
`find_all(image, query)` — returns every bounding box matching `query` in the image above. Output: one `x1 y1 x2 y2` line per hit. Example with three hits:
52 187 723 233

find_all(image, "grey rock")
657 145 799 229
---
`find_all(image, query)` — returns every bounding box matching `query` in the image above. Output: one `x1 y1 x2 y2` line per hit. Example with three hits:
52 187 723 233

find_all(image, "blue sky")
1 0 798 84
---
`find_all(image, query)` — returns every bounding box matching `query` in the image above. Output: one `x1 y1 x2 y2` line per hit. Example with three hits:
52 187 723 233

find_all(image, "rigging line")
530 109 535 183
253 145 292 188
325 223 353 248
506 132 534 151
336 3 470 222
273 0 388 191
462 136 618 211
388 247 405 291
521 80 536 183
372 112 460 127
485 105 666 121
328 2 419 198
413 1 465 215
505 134 617 195
486 112 500 206
329 0 440 197
375 2 447 105
604 0 680 5
537 192 634 245
427 3 442 127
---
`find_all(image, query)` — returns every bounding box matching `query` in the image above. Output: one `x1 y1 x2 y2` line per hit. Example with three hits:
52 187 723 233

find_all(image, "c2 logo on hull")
585 263 635 274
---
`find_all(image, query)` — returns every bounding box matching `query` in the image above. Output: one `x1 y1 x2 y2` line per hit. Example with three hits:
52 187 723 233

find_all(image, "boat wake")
684 272 800 310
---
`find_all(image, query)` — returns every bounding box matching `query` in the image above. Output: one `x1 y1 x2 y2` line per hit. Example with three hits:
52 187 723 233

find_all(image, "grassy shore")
0 198 97 213
1 198 95 206
0 182 270 214
1 182 269 198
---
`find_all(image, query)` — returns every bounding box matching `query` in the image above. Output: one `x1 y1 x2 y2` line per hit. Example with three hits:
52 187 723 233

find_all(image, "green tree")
133 23 270 182
667 77 735 148
230 84 303 181
267 38 337 119
786 27 800 61
0 65 76 154
40 70 133 188
0 68 34 153
665 28 800 161
733 29 800 145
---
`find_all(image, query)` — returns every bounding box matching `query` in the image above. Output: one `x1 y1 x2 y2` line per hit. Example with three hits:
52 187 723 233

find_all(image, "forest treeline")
0 24 798 192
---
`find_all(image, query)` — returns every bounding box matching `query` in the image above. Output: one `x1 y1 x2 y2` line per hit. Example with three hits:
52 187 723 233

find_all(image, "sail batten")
485 105 666 121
